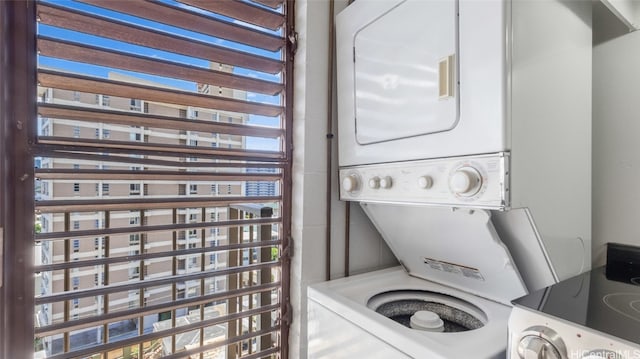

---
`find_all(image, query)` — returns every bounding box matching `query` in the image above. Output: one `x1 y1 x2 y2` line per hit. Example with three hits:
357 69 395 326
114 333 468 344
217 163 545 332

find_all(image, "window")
102 95 110 106
73 183 80 192
72 277 80 290
72 221 80 230
129 183 141 195
19 2 293 358
129 234 140 245
73 126 80 137
130 98 141 111
73 164 79 169
72 239 80 253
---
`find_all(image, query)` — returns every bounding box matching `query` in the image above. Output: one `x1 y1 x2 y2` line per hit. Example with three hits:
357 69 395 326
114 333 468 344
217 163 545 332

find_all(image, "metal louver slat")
37 3 284 74
36 195 281 213
35 169 281 181
250 0 285 10
38 103 284 137
77 0 285 51
178 0 285 31
35 282 280 337
35 261 279 304
38 38 284 95
34 239 282 271
38 70 284 117
33 151 284 169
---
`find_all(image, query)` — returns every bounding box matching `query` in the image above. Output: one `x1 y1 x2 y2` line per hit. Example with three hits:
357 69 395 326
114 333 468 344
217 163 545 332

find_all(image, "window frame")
0 0 295 358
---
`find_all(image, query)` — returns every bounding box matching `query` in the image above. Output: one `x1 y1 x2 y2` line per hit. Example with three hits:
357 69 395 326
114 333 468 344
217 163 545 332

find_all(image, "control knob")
517 326 566 359
379 176 393 189
342 175 360 193
368 176 380 189
418 176 434 189
450 167 482 196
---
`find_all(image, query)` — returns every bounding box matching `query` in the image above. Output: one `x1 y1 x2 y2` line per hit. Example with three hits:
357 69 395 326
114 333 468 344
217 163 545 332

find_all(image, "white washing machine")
308 204 584 359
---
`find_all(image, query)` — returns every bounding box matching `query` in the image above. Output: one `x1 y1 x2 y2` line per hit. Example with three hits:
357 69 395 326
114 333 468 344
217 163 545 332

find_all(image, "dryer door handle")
438 54 455 99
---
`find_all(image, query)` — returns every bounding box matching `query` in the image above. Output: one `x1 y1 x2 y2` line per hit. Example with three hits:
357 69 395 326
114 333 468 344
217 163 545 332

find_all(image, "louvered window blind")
27 1 294 358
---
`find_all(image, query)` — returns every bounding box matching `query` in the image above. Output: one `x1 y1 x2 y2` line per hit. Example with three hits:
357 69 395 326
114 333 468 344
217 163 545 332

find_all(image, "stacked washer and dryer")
308 0 593 358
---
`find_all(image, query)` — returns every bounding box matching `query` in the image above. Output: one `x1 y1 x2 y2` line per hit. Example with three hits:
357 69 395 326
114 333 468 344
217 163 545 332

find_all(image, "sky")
38 0 284 151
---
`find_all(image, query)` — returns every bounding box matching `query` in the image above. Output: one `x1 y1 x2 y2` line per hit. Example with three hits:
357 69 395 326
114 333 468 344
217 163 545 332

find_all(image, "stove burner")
368 291 486 333
603 293 640 323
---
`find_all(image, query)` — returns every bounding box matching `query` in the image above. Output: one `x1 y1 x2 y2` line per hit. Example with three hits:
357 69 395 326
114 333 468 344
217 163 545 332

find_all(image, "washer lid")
360 203 527 305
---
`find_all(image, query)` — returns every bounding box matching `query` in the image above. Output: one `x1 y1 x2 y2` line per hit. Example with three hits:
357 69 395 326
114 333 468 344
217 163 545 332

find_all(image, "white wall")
290 1 396 358
593 30 640 265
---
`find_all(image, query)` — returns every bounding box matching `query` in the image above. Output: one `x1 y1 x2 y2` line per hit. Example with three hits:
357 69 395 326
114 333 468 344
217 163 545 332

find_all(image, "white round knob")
410 310 444 332
517 326 566 359
379 176 392 189
450 167 482 196
418 176 433 189
368 177 380 189
342 175 359 193
517 336 563 359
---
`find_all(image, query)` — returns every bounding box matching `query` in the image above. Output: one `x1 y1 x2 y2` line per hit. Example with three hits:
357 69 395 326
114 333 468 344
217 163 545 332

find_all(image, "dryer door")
353 0 458 145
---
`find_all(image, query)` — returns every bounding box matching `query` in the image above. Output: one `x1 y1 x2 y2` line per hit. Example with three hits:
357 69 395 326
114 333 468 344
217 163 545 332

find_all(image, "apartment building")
36 71 250 356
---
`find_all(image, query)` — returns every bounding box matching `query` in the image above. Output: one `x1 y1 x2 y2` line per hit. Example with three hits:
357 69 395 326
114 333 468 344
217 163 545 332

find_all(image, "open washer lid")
360 202 528 305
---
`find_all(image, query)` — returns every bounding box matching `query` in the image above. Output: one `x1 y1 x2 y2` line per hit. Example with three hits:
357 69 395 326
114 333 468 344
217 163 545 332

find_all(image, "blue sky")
39 0 284 151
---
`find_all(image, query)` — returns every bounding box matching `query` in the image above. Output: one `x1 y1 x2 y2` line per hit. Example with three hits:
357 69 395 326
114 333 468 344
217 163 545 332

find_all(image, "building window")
102 129 110 138
73 221 80 230
72 277 80 290
130 183 141 195
73 91 81 101
130 126 142 142
73 183 80 193
73 164 79 170
73 126 80 138
189 184 197 194
102 95 110 106
102 183 109 194
72 239 80 253
130 215 139 225
210 184 217 194
130 99 141 111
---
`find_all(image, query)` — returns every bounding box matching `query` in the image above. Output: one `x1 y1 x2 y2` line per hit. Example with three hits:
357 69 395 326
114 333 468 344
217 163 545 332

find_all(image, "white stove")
508 244 640 359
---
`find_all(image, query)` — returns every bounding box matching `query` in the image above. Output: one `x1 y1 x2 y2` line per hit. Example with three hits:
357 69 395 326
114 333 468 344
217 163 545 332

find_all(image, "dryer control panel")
339 153 509 210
